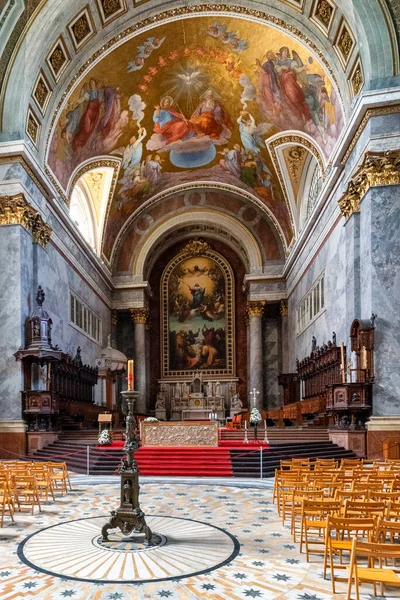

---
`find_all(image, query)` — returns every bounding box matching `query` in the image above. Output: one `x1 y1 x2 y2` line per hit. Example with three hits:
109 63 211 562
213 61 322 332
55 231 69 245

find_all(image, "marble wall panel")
36 241 111 366
0 226 33 420
263 316 280 408
287 220 347 370
361 185 400 415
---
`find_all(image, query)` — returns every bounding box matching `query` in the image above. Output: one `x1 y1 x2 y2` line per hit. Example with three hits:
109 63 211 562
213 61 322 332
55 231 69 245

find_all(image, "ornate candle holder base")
101 390 154 546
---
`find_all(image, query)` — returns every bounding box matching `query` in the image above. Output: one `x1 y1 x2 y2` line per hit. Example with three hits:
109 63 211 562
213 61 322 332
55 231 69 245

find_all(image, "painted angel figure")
237 112 270 153
127 57 145 72
111 127 147 177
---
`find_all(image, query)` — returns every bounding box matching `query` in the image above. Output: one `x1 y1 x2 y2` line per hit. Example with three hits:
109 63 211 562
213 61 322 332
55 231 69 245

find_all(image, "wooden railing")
265 397 326 427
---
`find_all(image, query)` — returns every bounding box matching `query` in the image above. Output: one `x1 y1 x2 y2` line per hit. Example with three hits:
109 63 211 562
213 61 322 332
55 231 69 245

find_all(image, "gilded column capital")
130 307 149 325
280 299 288 316
0 193 52 247
338 150 400 220
246 301 265 319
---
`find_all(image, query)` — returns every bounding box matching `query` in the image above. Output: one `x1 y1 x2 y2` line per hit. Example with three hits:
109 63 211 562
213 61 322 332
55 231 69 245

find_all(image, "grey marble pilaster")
247 302 264 410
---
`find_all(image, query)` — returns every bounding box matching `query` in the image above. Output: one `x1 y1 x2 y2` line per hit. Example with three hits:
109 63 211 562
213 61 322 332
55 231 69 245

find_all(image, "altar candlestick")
127 360 134 390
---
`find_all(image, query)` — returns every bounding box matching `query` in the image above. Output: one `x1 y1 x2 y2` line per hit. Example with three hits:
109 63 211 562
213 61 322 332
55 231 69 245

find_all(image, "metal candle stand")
101 390 153 545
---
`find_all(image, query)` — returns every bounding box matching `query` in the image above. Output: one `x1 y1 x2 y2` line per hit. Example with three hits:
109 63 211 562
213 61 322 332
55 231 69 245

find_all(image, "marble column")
246 301 264 411
130 308 149 414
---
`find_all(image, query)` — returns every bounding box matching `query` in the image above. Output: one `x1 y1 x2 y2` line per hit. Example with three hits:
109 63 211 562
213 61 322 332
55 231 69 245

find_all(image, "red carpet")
135 446 233 476
97 441 124 449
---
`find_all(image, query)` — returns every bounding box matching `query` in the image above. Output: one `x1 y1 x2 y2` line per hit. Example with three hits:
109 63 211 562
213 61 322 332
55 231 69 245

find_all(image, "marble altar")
141 421 219 446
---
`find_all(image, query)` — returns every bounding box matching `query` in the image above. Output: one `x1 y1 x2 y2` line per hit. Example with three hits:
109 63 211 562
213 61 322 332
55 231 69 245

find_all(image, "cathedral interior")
0 0 399 597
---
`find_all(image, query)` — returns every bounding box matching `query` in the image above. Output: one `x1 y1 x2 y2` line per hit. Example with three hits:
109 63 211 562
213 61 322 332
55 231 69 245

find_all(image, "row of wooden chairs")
0 461 71 527
274 458 400 599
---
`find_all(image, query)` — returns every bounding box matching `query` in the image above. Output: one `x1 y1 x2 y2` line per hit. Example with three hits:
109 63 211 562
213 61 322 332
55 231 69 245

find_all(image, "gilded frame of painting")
161 246 235 378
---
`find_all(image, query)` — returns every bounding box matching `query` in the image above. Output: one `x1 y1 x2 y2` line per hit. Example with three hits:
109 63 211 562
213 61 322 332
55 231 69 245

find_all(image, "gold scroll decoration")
338 150 400 220
0 193 52 247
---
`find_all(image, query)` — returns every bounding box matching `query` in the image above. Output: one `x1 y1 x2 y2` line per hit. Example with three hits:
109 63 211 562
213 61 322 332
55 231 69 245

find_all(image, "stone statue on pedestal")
215 381 221 397
182 382 189 398
231 393 243 411
155 383 167 420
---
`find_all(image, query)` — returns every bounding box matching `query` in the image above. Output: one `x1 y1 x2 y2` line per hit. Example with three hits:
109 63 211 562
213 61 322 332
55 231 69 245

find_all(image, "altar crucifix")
250 388 260 407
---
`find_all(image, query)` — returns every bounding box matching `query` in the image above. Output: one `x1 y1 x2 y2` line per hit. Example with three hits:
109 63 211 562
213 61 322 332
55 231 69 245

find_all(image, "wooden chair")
346 538 400 600
48 462 71 494
386 501 400 521
279 479 309 519
31 463 55 504
290 489 324 542
323 515 376 593
12 474 41 514
334 489 366 504
0 473 15 527
375 516 400 543
299 499 341 561
343 500 387 519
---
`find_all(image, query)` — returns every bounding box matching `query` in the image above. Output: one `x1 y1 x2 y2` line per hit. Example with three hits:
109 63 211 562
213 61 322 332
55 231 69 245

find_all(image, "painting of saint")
190 88 232 139
153 96 193 144
166 256 228 372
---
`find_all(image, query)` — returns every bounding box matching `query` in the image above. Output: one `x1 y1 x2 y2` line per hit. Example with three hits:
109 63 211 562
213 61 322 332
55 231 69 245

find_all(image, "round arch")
131 209 264 279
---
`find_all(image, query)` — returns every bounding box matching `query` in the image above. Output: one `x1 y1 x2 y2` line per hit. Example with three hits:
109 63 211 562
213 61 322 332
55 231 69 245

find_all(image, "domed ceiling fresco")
47 15 344 261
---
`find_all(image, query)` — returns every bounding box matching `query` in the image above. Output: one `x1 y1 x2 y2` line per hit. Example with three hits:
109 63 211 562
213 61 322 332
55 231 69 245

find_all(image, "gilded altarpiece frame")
161 243 235 378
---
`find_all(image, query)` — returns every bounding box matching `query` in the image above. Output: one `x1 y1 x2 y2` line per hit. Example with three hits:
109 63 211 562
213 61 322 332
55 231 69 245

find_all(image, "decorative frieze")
0 193 52 247
338 150 400 220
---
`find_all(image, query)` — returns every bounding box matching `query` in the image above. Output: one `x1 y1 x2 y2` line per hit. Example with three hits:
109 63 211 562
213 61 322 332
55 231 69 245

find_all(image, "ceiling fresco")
47 15 344 261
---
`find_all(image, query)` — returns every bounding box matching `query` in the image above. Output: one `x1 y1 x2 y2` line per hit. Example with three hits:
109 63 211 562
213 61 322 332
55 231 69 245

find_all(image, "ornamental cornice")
338 149 400 220
246 301 265 318
0 192 52 247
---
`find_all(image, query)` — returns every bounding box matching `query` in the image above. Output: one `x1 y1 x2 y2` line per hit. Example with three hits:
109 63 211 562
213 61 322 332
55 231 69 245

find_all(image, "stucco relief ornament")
181 239 210 256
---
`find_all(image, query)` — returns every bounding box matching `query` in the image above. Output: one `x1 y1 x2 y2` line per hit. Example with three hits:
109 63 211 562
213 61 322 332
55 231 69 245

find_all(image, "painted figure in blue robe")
237 112 266 153
188 283 205 309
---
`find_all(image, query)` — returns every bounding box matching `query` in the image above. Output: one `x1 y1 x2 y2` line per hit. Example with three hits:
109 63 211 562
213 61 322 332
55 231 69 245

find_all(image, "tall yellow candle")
127 360 134 390
340 342 345 382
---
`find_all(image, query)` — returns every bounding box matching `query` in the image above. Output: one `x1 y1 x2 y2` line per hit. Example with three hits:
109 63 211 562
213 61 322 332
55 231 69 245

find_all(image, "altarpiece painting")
161 244 235 378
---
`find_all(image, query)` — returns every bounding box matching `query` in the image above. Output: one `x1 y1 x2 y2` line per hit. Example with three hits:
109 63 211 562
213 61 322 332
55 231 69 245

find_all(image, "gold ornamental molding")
130 307 149 325
246 301 265 319
338 150 400 220
0 193 52 247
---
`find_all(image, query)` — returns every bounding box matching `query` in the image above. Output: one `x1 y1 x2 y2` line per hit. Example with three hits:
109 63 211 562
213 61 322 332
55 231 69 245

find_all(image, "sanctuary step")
26 440 124 475
135 447 233 477
221 427 330 442
230 441 358 478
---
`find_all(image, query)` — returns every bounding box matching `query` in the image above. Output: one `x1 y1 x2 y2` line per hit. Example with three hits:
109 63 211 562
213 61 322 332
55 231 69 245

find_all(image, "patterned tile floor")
0 476 396 600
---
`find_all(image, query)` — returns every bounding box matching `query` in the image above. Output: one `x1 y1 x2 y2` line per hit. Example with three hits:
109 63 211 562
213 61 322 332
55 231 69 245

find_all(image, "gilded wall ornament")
180 239 210 256
49 45 66 75
26 109 40 146
351 64 363 97
33 79 49 109
280 299 288 316
338 28 353 60
103 0 122 18
130 307 149 325
246 301 265 318
314 0 334 28
72 15 91 43
68 8 95 51
338 150 400 220
287 146 307 183
0 193 52 247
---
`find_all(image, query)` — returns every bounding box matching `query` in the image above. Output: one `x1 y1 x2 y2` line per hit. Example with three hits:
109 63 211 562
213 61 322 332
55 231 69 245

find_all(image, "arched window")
70 183 95 249
306 164 323 221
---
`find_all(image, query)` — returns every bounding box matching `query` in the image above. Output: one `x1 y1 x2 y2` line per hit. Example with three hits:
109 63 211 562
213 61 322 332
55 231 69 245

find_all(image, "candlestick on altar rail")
127 359 134 390
340 342 346 383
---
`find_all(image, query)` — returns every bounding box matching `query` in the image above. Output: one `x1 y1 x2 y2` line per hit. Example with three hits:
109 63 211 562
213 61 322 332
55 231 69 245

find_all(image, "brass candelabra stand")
101 390 153 545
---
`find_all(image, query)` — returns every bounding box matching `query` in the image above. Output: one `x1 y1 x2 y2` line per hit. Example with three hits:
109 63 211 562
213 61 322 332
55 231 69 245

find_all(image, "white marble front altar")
156 373 240 421
141 421 219 446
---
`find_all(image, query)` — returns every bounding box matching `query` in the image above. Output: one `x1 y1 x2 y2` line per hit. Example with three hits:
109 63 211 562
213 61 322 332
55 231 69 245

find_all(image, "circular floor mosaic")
18 515 239 584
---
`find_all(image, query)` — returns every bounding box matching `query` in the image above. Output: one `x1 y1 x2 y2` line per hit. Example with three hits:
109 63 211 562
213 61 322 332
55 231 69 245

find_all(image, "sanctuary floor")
0 476 393 599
